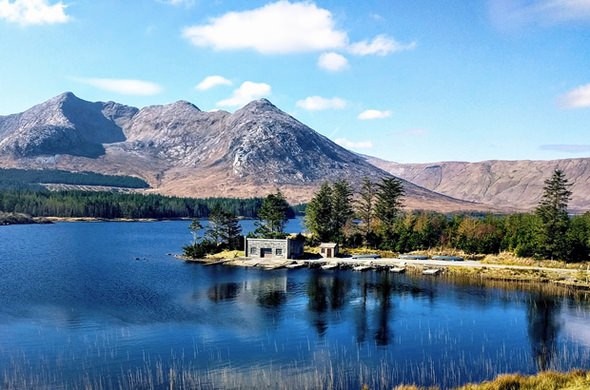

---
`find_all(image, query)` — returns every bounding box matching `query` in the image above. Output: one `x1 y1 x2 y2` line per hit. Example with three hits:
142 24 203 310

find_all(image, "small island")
0 211 50 225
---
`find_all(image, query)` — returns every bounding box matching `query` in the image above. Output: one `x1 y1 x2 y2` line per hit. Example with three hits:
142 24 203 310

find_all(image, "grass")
206 249 244 259
479 252 589 270
395 370 590 390
461 370 590 390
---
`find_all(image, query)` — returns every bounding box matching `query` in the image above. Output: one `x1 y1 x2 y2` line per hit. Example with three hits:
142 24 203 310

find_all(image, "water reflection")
207 282 241 302
374 272 394 346
4 221 590 390
527 294 560 370
307 272 330 336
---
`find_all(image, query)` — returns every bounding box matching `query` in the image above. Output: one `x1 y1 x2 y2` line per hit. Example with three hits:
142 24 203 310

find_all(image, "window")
275 248 283 256
250 247 257 255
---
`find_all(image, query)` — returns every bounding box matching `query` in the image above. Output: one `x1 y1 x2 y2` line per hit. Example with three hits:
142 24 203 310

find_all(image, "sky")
0 0 589 164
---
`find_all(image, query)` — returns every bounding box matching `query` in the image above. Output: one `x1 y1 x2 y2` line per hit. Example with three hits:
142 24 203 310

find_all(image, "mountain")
0 92 480 211
0 92 136 158
366 156 590 212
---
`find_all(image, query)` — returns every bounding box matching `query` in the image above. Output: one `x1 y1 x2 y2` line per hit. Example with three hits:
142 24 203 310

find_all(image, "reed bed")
2 340 589 390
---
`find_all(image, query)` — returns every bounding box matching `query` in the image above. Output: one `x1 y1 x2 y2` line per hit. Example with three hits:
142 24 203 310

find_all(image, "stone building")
244 237 304 259
319 242 338 258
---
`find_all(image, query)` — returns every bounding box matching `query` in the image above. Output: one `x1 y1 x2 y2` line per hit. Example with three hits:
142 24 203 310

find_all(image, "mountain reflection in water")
0 221 588 389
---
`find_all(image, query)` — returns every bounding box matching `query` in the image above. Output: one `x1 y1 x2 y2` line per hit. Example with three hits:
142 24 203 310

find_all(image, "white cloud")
489 0 590 28
559 83 590 108
0 0 70 25
358 109 392 120
296 96 347 111
159 0 195 6
348 34 416 56
217 81 271 107
196 75 232 91
74 78 163 96
335 138 373 149
538 0 590 20
182 1 347 54
317 52 349 72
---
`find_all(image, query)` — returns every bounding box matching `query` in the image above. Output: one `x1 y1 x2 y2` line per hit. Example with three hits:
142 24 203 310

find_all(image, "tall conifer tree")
535 169 572 260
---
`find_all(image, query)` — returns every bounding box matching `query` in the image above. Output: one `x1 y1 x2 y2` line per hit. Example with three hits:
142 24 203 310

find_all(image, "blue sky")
0 0 589 163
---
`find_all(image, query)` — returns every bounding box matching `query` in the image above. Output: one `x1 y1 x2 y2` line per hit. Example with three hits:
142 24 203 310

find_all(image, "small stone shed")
245 237 304 259
319 242 338 258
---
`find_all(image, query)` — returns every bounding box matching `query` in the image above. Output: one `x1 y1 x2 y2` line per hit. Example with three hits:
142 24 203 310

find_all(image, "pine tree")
356 178 377 246
535 169 572 260
189 218 203 245
255 190 290 238
305 182 333 242
206 205 242 249
218 211 242 250
206 204 226 245
375 177 405 249
305 181 354 244
330 180 354 245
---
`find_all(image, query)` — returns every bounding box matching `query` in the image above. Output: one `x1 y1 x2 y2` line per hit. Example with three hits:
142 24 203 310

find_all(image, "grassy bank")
395 369 590 390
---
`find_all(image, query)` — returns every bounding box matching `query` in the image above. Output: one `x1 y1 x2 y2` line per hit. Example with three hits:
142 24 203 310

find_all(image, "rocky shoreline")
180 254 590 291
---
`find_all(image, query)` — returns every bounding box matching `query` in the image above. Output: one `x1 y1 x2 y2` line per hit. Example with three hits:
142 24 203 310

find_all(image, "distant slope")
0 92 485 212
366 156 590 212
0 168 149 189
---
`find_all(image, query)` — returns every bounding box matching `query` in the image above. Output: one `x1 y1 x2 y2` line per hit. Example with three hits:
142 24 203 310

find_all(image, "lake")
0 219 589 389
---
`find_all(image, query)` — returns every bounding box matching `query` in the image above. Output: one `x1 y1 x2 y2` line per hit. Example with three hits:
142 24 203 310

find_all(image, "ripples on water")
0 220 589 389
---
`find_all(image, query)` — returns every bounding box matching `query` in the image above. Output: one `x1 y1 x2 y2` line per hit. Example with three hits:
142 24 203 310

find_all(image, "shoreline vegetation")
0 211 51 225
180 247 590 291
395 369 590 390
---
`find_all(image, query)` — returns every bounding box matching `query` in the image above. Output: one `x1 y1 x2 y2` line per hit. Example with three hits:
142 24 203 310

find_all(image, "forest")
0 168 149 189
304 172 590 263
0 188 276 219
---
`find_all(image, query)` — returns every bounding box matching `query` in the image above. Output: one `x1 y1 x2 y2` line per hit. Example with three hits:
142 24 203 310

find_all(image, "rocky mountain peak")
0 92 131 158
237 98 280 115
0 93 491 211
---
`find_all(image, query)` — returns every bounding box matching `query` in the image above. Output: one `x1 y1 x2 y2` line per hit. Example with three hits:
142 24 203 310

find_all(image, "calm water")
0 220 589 389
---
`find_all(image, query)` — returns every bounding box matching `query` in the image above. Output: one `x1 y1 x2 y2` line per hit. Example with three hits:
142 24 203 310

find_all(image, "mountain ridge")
366 156 590 212
0 92 548 212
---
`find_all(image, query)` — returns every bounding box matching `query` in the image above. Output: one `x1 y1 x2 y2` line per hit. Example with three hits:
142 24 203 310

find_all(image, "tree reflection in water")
526 293 560 371
374 272 394 346
207 282 241 302
354 273 369 343
307 271 349 336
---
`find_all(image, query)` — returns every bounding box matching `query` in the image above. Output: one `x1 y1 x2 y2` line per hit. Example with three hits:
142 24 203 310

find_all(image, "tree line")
183 190 294 258
304 170 590 263
0 168 149 188
0 188 290 219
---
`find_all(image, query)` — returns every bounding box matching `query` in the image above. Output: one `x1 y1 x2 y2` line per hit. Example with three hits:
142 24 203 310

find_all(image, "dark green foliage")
567 213 590 262
182 239 218 259
206 205 242 250
0 168 149 188
374 177 405 249
305 180 354 244
0 211 42 225
189 219 203 245
535 169 572 260
356 178 377 246
183 206 243 258
501 213 543 258
0 188 266 219
329 180 354 244
305 182 333 242
255 190 290 238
